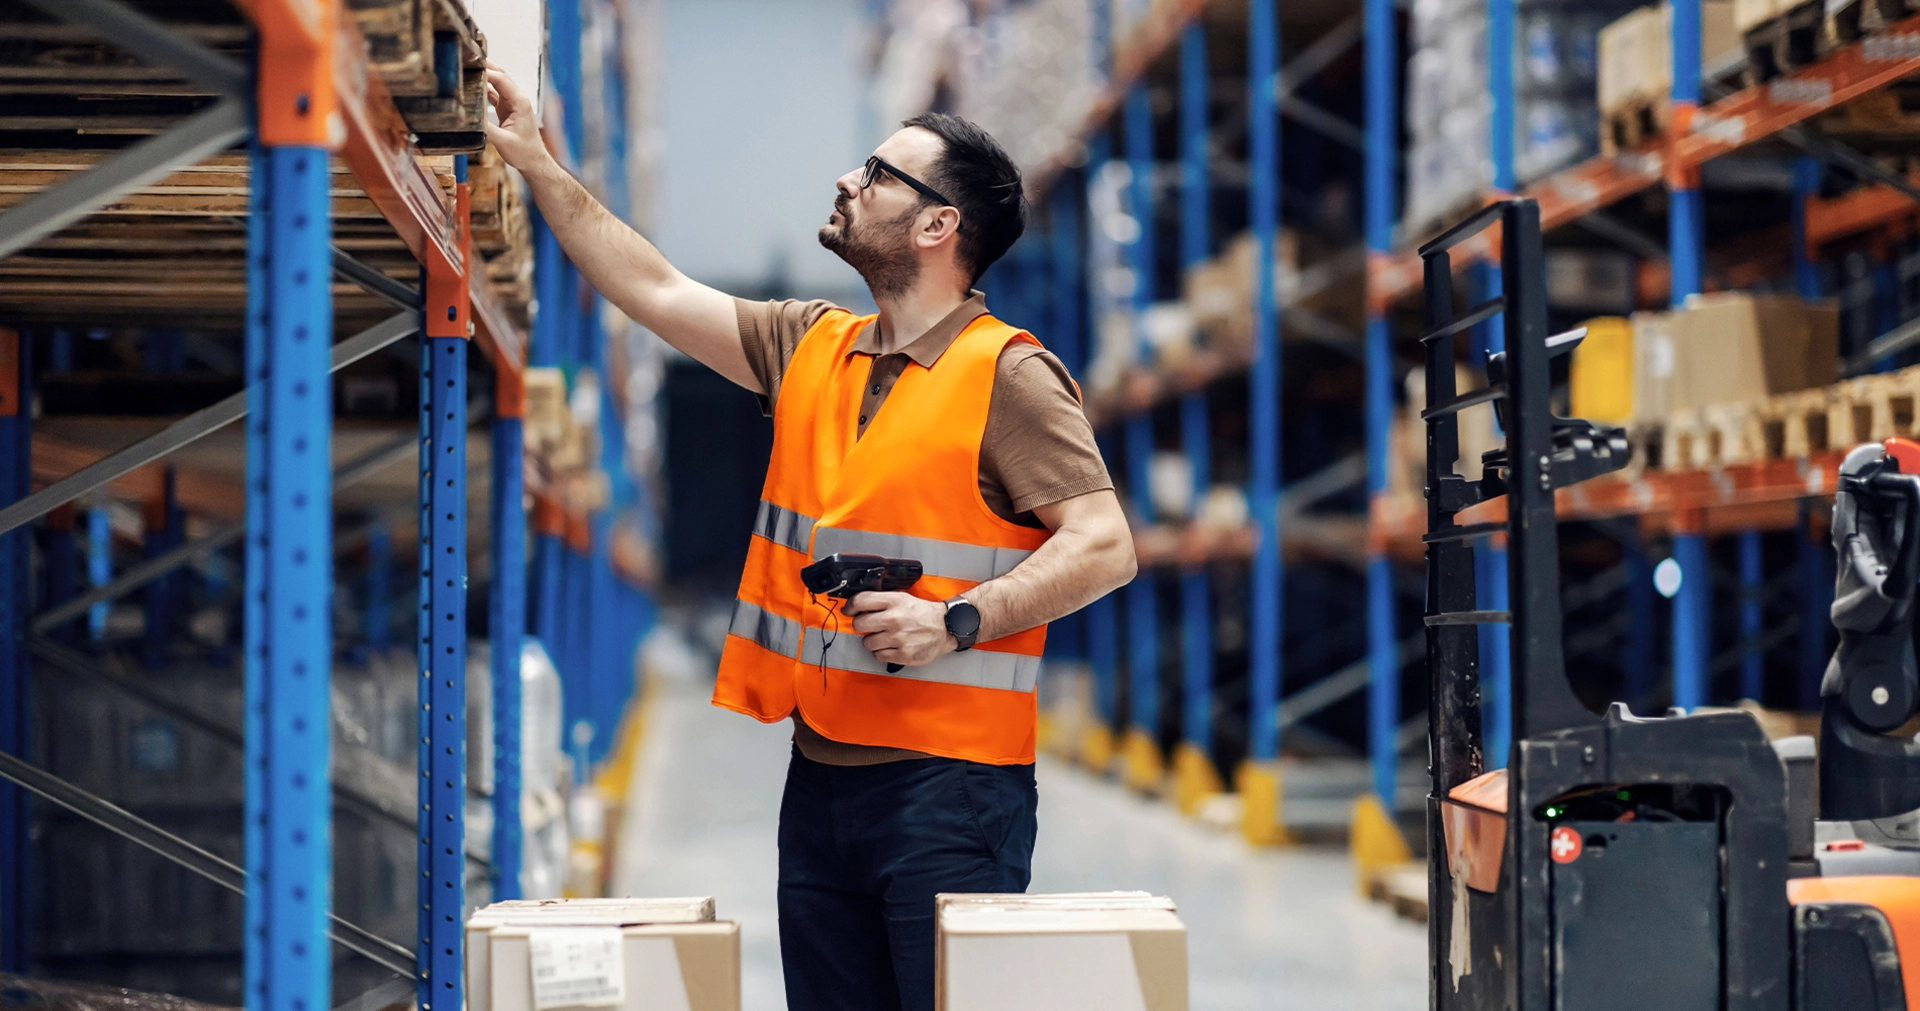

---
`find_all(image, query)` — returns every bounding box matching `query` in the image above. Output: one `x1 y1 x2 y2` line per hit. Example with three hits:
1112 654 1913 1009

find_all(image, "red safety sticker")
1550 825 1584 864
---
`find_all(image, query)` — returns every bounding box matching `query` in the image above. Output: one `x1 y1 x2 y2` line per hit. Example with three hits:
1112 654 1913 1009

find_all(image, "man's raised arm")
482 67 759 392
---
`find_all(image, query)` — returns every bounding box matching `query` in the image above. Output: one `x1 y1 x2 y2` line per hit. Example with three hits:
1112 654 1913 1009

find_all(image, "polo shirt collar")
849 290 990 368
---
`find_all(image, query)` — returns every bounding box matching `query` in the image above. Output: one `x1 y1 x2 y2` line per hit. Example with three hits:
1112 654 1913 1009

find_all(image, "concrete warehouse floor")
611 666 1428 1011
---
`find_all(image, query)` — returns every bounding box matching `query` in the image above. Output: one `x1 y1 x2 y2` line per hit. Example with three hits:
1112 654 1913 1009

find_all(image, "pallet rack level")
1367 11 1920 305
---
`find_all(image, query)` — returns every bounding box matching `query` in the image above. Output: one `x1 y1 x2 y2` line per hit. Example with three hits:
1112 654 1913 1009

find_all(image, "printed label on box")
529 928 626 1010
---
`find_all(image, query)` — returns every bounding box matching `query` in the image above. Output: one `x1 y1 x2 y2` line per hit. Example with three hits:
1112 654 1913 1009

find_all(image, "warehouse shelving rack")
973 0 1920 849
971 0 1386 837
0 0 657 1006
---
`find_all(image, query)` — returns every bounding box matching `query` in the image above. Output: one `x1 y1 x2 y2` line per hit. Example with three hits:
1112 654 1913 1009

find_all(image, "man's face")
819 127 946 298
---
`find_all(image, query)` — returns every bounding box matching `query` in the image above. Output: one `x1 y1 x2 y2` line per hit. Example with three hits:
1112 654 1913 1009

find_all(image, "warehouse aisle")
611 671 1428 1011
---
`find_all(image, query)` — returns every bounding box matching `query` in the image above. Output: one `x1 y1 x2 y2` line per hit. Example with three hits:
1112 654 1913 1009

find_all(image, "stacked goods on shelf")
1735 0 1914 81
1650 293 1839 469
867 0 1090 174
1514 0 1651 183
0 5 527 331
471 145 535 328
1596 2 1740 156
468 897 738 1011
1405 0 1493 231
351 0 492 152
959 0 1106 174
934 893 1187 1011
524 367 609 511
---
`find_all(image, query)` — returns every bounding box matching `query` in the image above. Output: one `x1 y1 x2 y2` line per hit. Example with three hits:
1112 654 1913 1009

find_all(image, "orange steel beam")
1370 452 1845 554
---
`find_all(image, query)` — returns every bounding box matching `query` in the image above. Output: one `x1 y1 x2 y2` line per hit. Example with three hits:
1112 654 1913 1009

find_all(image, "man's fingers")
842 591 889 616
862 633 899 654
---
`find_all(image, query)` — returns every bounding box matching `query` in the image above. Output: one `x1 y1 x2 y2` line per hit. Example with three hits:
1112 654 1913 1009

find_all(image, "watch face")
946 600 981 637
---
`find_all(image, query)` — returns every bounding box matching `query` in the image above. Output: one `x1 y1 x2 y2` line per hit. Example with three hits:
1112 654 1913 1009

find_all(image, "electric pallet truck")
1421 199 1920 1011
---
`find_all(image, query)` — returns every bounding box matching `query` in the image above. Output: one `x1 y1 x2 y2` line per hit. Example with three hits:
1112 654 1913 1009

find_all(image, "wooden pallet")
351 0 488 151
1663 365 1920 473
1365 866 1429 924
1828 0 1919 49
1818 82 1920 146
1747 0 1920 82
0 148 533 330
1744 0 1830 82
1761 387 1835 458
1602 97 1672 158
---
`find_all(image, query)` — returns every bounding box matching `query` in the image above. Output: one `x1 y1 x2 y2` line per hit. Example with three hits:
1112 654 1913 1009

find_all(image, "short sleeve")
979 345 1113 524
735 297 841 414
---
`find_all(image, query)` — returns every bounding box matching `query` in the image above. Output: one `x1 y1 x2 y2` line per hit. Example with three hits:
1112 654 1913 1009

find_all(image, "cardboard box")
937 892 1171 911
467 898 717 1011
936 902 1188 1011
1631 311 1675 424
523 367 569 453
1668 293 1838 412
488 922 739 1011
1598 3 1738 115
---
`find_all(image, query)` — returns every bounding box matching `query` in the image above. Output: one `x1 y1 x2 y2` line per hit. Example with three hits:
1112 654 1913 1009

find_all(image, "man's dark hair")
901 112 1026 284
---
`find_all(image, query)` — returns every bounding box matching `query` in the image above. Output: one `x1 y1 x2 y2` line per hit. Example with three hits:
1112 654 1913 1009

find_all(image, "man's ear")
916 205 961 249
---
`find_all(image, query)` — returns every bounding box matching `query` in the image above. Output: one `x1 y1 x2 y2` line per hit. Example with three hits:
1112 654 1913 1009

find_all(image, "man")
485 68 1137 1010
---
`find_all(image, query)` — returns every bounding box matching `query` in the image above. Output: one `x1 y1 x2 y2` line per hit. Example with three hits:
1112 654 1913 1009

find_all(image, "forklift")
1420 199 1920 1011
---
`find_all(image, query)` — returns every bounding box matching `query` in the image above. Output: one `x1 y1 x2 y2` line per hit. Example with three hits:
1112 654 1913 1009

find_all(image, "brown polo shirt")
734 290 1112 765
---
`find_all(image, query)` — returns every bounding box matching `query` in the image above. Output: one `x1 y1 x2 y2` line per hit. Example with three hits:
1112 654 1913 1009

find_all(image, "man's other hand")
484 64 551 172
842 592 954 668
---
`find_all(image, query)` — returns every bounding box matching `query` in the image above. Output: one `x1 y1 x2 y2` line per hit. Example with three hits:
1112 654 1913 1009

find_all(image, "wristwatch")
944 597 981 651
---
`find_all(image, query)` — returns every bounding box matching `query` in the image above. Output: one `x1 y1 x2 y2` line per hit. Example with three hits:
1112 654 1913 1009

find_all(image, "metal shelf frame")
0 1 550 1008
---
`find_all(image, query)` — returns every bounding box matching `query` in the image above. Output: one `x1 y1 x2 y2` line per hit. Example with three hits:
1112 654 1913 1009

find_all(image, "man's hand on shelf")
483 64 553 174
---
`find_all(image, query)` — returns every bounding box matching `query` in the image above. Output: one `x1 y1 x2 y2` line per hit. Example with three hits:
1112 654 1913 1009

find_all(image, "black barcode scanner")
800 553 923 672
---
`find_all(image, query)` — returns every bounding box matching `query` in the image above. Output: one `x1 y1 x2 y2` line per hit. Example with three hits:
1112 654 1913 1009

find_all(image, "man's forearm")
964 522 1135 644
520 157 673 320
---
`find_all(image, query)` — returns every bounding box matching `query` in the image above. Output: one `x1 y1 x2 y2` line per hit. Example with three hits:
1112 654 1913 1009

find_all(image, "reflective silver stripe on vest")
752 500 816 555
810 527 1033 583
729 599 803 659
800 631 1040 693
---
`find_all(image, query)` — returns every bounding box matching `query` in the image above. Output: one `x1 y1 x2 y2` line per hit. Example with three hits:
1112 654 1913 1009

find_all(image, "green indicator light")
1617 790 1631 801
1544 806 1563 819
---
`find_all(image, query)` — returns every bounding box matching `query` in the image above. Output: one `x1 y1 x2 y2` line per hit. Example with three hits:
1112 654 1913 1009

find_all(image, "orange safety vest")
711 308 1053 765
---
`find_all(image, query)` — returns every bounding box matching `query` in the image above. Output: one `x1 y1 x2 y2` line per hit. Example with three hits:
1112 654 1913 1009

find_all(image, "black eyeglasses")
861 156 960 224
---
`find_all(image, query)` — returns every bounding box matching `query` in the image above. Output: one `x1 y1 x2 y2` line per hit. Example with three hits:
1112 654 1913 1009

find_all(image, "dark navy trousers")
776 747 1038 1011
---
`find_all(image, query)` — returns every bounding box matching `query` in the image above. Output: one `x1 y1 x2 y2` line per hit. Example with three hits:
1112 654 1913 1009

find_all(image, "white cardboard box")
467 898 717 1011
488 922 739 1011
936 897 1188 1011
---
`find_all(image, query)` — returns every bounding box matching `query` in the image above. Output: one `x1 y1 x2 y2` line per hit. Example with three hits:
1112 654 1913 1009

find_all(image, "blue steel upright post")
491 365 527 899
418 153 473 1008
1241 0 1287 845
1479 0 1515 768
1083 135 1120 772
1363 0 1401 814
1122 83 1163 791
1670 0 1709 711
245 7 337 1010
1173 20 1220 811
1739 531 1764 701
0 328 28 973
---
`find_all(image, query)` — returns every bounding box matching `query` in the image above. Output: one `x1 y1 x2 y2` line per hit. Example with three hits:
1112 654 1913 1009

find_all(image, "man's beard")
819 200 919 299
